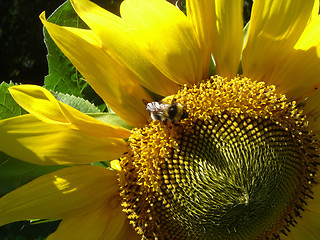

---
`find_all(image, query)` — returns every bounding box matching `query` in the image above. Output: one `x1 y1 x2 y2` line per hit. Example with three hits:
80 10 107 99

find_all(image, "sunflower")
1 0 320 239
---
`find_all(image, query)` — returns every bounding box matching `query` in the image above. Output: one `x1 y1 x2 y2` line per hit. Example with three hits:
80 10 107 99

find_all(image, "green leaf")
209 54 216 77
88 113 133 130
0 220 60 240
43 0 105 109
0 81 27 120
50 91 101 113
243 21 250 49
0 153 65 197
44 1 84 95
238 21 250 75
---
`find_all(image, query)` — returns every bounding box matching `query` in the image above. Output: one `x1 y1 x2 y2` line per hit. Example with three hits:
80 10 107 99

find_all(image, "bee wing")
146 102 161 112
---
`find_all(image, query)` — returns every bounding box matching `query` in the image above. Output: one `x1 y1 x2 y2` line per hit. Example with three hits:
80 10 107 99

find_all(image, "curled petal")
9 85 131 138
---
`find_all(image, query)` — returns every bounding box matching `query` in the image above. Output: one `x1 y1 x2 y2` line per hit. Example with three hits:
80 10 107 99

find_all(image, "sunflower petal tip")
39 11 46 21
8 85 20 94
110 160 122 172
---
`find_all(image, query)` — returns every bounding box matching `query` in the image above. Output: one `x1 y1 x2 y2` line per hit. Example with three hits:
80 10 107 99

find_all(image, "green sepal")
50 91 101 114
0 153 65 197
88 113 133 130
0 81 26 120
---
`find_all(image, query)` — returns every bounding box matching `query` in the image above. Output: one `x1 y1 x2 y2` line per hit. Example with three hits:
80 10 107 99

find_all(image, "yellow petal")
186 0 214 79
40 12 151 127
310 0 319 21
70 0 180 96
0 114 128 165
306 183 320 215
283 176 320 240
283 212 320 239
242 0 315 83
211 0 243 79
0 165 119 226
187 0 243 79
115 219 140 240
283 222 320 240
110 159 122 172
120 0 202 85
9 85 67 124
47 194 138 240
303 89 320 138
9 85 130 138
266 15 320 103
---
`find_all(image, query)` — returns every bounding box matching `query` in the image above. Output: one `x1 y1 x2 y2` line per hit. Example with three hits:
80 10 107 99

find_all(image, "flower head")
1 0 320 239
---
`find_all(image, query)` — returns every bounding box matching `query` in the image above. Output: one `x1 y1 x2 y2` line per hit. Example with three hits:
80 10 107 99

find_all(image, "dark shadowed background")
0 0 123 86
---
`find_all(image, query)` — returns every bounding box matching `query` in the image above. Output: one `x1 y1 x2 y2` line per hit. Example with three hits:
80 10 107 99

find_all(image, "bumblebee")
145 98 188 124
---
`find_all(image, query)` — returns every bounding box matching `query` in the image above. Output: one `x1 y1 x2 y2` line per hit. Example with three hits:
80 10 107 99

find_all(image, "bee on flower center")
145 98 188 124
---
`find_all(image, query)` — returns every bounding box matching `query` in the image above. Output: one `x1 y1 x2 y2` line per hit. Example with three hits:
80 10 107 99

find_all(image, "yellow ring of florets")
119 76 319 240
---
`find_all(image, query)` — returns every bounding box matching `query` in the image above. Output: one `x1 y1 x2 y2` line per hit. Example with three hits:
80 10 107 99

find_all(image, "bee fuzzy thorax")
145 98 188 124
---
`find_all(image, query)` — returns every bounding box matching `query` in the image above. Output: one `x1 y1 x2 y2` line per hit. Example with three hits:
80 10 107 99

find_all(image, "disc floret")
120 76 319 240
